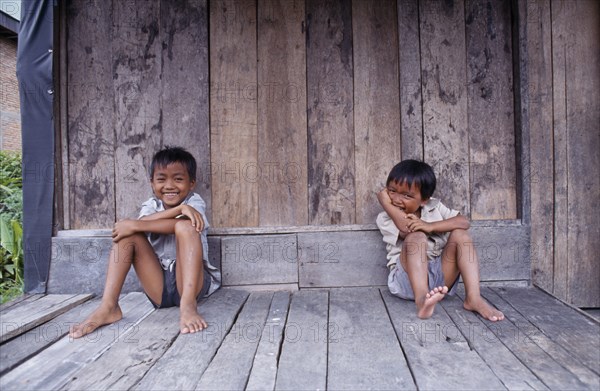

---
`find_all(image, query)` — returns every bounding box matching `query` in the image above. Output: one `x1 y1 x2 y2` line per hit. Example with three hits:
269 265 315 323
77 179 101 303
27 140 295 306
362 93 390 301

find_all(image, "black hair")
150 146 197 180
386 160 436 200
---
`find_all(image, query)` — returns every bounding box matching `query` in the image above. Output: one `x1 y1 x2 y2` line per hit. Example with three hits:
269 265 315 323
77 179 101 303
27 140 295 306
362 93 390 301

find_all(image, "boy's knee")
174 219 198 237
448 229 471 243
403 231 427 256
405 231 427 243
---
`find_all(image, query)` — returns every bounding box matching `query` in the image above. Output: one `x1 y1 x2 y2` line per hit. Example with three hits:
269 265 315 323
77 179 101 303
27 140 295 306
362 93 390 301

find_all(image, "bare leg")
401 232 446 319
70 234 163 338
175 220 208 334
441 229 504 322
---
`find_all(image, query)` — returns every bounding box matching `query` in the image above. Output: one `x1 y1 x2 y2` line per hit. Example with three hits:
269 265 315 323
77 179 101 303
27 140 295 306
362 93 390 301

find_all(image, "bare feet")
417 286 448 319
69 303 123 339
464 296 504 322
179 301 207 334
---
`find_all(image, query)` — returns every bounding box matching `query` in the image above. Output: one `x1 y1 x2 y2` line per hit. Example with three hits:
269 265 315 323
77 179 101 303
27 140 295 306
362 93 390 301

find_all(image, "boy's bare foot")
417 286 448 319
180 301 207 334
69 303 123 339
464 296 504 322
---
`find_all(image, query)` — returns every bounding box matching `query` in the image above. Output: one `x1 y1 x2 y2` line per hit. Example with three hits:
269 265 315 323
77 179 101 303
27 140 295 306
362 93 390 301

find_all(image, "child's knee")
174 219 200 238
448 228 471 243
403 231 427 256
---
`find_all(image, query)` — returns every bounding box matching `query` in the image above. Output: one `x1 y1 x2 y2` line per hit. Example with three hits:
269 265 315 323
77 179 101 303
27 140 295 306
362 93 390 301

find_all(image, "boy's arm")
377 189 411 239
406 214 470 234
112 219 182 242
140 204 204 231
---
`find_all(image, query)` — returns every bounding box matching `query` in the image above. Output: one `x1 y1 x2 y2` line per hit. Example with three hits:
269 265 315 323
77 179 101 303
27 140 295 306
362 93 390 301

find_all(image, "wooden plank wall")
528 0 600 307
64 0 520 228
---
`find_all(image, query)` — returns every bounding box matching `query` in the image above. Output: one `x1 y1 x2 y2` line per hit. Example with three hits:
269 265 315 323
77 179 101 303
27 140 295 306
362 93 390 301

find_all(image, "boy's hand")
179 205 204 232
377 188 393 206
406 214 433 234
112 219 138 242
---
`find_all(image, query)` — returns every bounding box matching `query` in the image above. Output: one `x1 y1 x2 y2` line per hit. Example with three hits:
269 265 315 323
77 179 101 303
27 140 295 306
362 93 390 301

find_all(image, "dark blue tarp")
17 0 55 293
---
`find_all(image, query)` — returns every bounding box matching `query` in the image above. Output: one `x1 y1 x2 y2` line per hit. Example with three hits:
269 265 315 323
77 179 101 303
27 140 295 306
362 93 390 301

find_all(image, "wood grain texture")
563 0 600 307
113 0 162 220
195 291 274 390
398 0 424 161
526 0 554 294
257 0 308 226
133 288 249 390
353 0 401 224
0 293 153 391
160 0 212 221
0 294 92 342
419 0 470 216
66 0 115 228
275 290 328 390
327 288 415 390
246 291 291 391
209 0 258 227
465 0 517 220
381 288 505 390
306 0 355 225
551 0 569 301
221 234 298 286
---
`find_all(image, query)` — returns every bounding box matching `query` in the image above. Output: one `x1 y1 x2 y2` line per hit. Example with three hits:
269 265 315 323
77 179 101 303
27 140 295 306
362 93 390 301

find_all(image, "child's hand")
377 188 392 206
112 219 138 242
406 214 433 234
179 205 204 232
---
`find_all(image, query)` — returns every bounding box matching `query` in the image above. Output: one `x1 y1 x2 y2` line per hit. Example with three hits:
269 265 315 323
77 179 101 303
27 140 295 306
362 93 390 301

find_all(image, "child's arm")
377 188 411 239
140 204 204 231
406 213 470 234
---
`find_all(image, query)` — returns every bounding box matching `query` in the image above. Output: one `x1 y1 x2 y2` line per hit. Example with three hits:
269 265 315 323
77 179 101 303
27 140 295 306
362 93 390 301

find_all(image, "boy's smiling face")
150 162 195 209
386 180 428 215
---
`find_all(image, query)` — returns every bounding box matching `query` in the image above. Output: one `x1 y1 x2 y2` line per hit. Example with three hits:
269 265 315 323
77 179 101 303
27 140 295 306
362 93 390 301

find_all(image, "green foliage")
0 151 23 303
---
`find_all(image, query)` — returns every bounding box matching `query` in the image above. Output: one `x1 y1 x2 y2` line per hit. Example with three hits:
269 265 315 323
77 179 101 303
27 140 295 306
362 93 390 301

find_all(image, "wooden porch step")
0 286 597 390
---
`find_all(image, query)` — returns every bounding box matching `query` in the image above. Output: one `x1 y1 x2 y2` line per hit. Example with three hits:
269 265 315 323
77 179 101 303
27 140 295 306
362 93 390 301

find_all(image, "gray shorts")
146 261 211 309
388 255 459 300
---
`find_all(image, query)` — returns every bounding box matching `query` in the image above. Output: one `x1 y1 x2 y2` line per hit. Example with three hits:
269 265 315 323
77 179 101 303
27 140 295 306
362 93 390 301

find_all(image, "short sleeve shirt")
376 198 460 268
138 192 221 295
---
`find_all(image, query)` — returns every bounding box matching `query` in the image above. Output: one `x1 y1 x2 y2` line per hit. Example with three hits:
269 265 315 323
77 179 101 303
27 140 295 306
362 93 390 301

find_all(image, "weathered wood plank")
0 298 101 375
328 288 415 390
439 294 548 390
550 0 569 301
246 291 291 391
491 287 600 376
66 0 115 228
196 291 274 390
353 0 401 225
526 0 554 293
62 306 182 390
563 0 600 307
257 0 308 226
298 231 388 288
160 0 212 221
0 293 153 391
306 0 355 225
209 0 258 227
133 288 249 390
0 294 93 343
0 294 42 312
420 0 470 215
113 0 162 220
381 289 506 390
483 287 599 389
398 0 424 161
47 237 141 294
275 290 328 390
465 0 517 220
221 234 298 286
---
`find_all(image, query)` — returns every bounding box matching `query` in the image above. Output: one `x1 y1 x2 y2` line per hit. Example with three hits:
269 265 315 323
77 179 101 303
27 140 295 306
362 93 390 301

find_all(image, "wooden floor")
0 286 598 390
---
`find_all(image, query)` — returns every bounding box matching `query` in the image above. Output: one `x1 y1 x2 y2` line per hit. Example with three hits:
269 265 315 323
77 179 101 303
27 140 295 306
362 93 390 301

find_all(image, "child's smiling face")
386 180 428 215
150 162 195 209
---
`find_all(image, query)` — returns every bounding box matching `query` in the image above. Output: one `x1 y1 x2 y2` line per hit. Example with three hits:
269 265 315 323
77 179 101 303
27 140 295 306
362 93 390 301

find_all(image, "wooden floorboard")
0 286 598 391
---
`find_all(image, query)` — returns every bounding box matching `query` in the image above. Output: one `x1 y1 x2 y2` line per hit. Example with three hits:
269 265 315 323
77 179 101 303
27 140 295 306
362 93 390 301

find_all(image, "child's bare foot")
464 296 504 322
180 301 207 334
417 286 448 319
69 303 122 339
